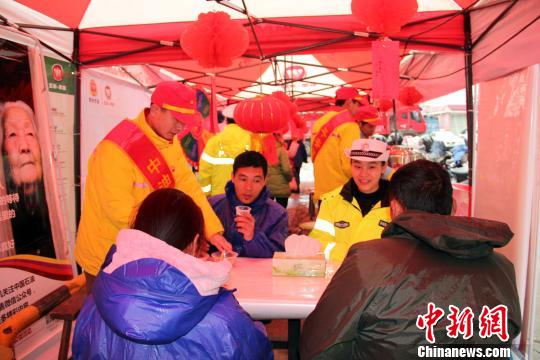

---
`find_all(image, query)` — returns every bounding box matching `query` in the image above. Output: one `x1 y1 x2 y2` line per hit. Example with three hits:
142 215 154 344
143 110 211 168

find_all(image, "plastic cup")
235 205 251 216
210 251 238 265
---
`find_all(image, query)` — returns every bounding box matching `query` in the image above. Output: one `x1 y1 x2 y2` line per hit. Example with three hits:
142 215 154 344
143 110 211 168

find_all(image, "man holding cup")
209 151 288 258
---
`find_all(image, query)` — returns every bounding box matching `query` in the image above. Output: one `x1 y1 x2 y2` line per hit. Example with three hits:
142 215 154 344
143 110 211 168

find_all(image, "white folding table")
227 257 338 359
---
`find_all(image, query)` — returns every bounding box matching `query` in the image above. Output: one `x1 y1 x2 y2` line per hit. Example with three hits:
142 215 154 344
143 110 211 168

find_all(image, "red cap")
335 86 359 100
355 105 381 124
151 81 197 125
335 86 370 105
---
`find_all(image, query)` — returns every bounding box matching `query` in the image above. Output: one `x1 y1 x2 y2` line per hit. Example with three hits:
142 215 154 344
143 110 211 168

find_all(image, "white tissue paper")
284 234 321 258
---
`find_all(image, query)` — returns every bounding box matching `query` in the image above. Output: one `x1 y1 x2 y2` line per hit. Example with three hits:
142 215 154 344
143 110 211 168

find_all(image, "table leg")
288 319 301 360
58 319 72 360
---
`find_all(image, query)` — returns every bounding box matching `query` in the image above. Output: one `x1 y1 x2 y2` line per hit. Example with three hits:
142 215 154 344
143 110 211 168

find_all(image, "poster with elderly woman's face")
0 39 55 258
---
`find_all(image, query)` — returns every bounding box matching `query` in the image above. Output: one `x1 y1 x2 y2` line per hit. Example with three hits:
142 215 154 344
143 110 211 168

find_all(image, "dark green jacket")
300 211 521 359
266 146 293 198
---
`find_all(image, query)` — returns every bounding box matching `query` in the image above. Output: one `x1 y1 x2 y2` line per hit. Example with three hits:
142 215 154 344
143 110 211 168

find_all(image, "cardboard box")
272 252 326 277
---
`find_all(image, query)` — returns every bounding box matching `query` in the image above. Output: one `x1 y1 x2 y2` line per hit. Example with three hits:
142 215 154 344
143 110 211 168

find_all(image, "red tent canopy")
3 0 539 103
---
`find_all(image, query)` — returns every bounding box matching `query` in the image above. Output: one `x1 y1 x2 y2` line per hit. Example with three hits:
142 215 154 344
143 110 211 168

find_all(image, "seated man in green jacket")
301 160 521 359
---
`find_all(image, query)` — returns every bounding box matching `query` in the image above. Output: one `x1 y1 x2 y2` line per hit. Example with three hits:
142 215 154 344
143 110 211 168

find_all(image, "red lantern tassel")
261 134 279 166
250 133 278 166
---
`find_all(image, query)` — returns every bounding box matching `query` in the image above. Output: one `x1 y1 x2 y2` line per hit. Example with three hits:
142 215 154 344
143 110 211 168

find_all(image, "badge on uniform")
379 220 389 228
334 220 350 229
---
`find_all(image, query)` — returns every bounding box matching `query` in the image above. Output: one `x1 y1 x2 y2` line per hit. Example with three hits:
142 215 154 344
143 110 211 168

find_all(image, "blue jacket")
210 181 288 258
72 246 273 360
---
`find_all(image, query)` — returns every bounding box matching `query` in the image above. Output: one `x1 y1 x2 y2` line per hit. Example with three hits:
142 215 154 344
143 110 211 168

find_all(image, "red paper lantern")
181 12 249 68
351 0 418 34
234 96 289 133
398 86 424 106
234 96 290 165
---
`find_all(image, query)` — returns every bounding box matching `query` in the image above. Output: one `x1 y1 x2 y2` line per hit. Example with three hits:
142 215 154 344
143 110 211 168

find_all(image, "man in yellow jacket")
75 81 230 291
310 138 391 261
311 87 373 201
199 109 251 196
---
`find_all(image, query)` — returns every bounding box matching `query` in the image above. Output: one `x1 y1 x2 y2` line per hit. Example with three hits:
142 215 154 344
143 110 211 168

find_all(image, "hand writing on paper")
235 213 255 241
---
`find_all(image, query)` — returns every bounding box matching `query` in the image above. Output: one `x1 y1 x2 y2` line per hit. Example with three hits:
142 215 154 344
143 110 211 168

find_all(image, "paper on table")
284 234 321 258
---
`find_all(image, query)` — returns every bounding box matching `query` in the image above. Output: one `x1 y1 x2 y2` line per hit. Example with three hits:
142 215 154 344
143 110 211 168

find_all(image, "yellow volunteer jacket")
309 179 391 261
198 124 251 196
75 111 224 275
312 109 360 201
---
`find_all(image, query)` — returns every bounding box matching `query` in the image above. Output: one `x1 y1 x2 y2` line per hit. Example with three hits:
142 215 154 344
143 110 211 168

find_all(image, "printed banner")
0 39 56 259
0 255 71 354
0 35 75 356
44 56 77 255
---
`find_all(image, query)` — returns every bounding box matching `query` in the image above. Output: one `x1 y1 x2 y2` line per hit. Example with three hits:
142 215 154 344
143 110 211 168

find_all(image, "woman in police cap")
309 138 391 261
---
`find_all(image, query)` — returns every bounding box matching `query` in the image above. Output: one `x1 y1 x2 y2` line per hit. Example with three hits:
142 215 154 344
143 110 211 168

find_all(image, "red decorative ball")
180 11 249 68
398 86 424 106
234 96 290 133
351 0 418 34
377 98 394 112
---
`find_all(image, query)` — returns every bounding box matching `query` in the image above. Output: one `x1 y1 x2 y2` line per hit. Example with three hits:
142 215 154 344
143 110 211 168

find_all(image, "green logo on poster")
45 56 75 95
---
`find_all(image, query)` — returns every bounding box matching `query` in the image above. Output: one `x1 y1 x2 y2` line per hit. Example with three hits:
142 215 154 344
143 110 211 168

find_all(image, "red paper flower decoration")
398 86 424 106
180 12 249 68
351 0 418 34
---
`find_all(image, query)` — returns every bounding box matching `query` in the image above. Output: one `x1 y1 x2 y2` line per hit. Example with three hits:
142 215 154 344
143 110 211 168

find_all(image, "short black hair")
233 151 268 177
389 159 453 215
131 188 204 254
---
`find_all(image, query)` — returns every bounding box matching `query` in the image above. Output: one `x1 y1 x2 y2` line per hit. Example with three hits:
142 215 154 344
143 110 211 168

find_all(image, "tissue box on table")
272 252 326 277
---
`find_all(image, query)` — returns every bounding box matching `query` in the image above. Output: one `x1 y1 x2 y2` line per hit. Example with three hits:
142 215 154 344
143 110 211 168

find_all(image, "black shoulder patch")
334 220 350 229
379 220 389 228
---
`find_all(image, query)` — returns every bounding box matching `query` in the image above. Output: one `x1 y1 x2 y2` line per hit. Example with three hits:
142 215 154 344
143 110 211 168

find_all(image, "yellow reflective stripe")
201 184 212 193
313 218 335 236
162 103 195 115
324 242 336 260
201 152 234 165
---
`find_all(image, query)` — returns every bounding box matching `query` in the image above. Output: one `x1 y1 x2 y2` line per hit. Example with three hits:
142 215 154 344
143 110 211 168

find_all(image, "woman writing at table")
73 188 272 359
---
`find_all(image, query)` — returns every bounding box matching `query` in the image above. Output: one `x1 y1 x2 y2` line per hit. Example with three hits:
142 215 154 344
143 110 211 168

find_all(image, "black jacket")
300 210 521 359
